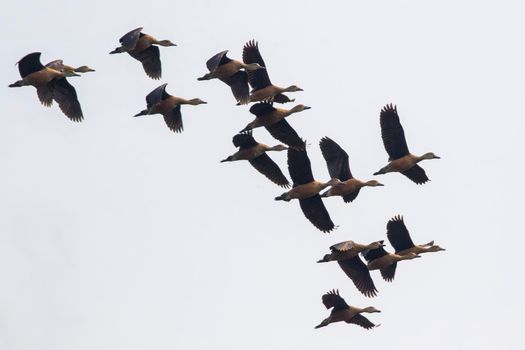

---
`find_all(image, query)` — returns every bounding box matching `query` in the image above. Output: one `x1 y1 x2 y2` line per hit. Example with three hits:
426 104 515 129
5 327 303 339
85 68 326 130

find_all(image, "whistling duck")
240 102 309 149
318 240 385 297
387 215 445 256
46 60 95 76
198 50 265 104
240 40 303 104
110 27 176 79
275 148 338 233
133 83 206 133
374 104 440 184
221 131 290 188
9 52 83 122
362 245 420 282
319 137 384 202
315 289 380 330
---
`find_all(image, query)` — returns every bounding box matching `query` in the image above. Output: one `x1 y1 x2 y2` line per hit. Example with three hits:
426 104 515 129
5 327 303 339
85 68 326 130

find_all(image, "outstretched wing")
321 289 349 311
232 132 258 149
163 105 183 133
337 256 378 297
249 154 290 188
242 40 271 90
319 137 352 181
346 314 378 329
380 104 410 160
287 148 313 185
299 195 335 233
130 45 162 79
146 83 168 107
17 52 44 78
50 78 83 122
206 50 230 71
401 165 429 184
386 215 415 252
220 71 249 104
249 102 276 117
266 120 305 150
380 263 397 282
119 27 143 49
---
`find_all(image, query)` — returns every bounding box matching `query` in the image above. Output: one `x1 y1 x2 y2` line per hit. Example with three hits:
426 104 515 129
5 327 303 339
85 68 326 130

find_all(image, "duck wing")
287 148 313 185
338 256 378 297
206 50 230 71
17 52 45 78
232 131 258 149
401 165 429 184
386 215 415 252
299 195 335 233
266 120 305 150
380 263 397 282
249 102 276 117
380 104 410 160
220 71 249 104
145 83 168 108
242 40 271 90
347 314 378 330
272 93 294 104
321 289 349 311
319 137 352 181
130 45 162 79
163 105 183 133
120 27 143 49
249 154 290 188
50 78 83 122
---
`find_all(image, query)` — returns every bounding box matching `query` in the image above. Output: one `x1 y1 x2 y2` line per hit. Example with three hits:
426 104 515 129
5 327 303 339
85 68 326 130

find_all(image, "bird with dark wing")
133 83 206 133
198 50 265 104
275 148 338 233
374 104 440 184
240 102 309 150
387 215 445 256
318 240 385 297
110 27 176 79
240 40 303 104
319 137 384 202
9 52 84 121
315 289 380 329
220 131 290 188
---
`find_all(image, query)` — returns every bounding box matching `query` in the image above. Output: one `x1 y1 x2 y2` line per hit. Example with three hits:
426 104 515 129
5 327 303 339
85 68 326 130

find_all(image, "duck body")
315 290 380 329
110 27 176 79
221 132 289 187
134 83 206 133
374 104 439 184
277 180 331 201
241 40 302 104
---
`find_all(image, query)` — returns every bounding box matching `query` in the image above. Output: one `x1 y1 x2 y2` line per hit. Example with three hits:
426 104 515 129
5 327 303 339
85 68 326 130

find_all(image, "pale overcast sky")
1 1 524 349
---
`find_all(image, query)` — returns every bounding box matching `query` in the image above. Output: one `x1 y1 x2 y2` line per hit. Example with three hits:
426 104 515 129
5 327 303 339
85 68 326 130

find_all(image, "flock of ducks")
8 27 445 331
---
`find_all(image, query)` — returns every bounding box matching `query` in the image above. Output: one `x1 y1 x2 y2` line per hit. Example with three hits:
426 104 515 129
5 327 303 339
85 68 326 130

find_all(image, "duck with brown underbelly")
374 104 440 184
133 83 206 133
275 148 338 233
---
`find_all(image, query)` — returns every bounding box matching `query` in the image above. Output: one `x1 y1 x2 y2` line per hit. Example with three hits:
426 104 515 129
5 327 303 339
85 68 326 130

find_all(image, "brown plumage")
319 137 384 202
275 148 337 233
9 52 84 121
374 104 440 184
198 50 265 104
315 289 380 330
221 131 290 188
241 102 309 150
109 27 176 79
387 215 446 256
362 245 421 282
241 40 303 104
318 240 385 297
133 83 206 133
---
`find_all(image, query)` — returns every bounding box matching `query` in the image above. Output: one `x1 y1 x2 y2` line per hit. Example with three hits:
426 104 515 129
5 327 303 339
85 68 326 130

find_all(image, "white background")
1 1 524 349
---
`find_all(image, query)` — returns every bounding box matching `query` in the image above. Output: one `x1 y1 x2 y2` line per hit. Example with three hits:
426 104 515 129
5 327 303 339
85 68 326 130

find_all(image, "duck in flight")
374 104 440 184
110 27 176 79
9 52 84 122
221 131 290 188
198 50 265 104
319 137 384 202
240 40 303 105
